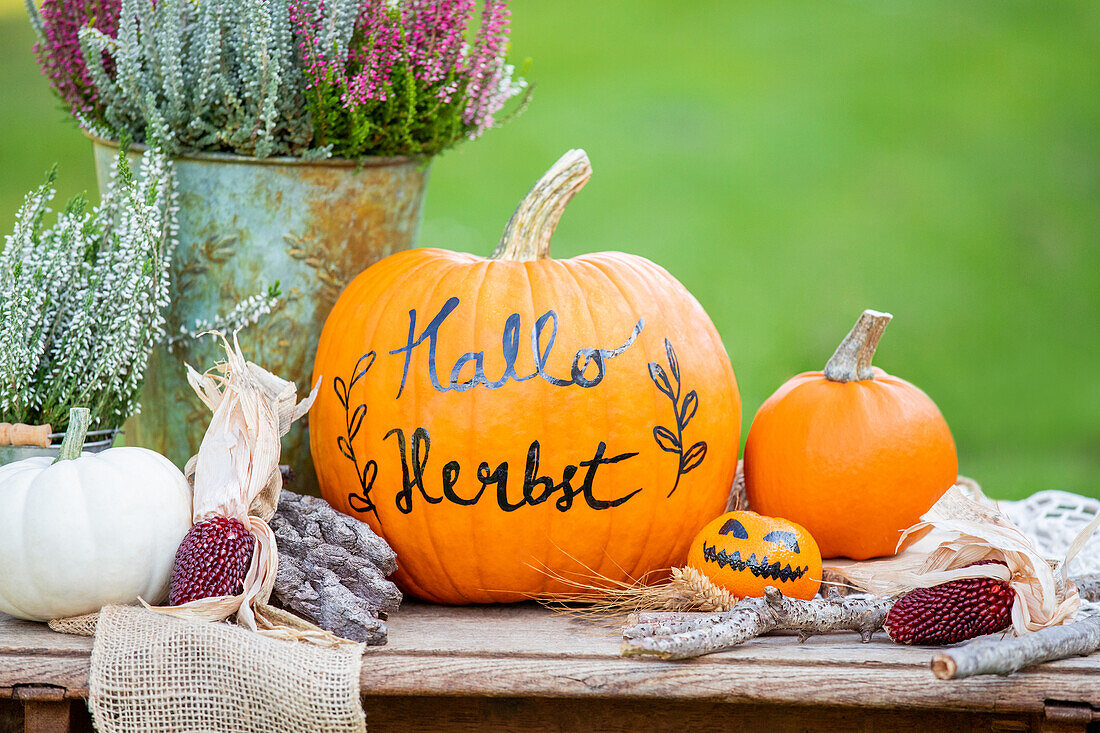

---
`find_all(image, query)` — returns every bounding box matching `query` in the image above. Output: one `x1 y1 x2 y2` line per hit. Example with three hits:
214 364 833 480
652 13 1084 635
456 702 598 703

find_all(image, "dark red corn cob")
169 516 256 606
884 560 1015 645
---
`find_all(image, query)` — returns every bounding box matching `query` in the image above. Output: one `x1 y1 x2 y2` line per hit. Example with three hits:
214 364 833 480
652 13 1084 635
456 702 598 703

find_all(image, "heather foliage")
26 0 119 122
0 146 177 429
28 0 527 159
77 0 313 157
292 0 529 157
170 284 283 348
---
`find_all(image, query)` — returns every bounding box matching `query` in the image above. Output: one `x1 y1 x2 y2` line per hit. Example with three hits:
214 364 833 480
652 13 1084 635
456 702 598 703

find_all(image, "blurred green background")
2 1 1097 499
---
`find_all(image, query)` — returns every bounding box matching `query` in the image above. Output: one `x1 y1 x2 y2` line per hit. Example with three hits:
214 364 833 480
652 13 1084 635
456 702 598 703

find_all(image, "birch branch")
623 609 741 640
619 574 1100 661
927 572 1100 678
621 587 892 660
932 613 1100 680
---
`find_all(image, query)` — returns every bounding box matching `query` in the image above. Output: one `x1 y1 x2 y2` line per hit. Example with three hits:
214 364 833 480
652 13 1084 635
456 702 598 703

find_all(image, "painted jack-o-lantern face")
687 511 821 600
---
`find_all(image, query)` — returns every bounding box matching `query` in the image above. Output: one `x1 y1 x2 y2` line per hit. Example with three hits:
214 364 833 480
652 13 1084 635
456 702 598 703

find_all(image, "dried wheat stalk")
538 565 738 617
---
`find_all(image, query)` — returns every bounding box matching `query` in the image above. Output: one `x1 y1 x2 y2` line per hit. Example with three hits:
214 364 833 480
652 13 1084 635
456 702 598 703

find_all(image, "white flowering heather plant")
29 0 528 158
0 146 176 430
77 0 312 157
169 284 283 347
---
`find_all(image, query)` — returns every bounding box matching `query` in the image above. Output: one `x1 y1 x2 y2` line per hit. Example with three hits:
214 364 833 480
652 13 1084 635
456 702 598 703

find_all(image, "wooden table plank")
2 601 1098 721
0 616 91 703
370 602 1100 671
360 696 1042 733
360 602 1100 714
360 645 1095 712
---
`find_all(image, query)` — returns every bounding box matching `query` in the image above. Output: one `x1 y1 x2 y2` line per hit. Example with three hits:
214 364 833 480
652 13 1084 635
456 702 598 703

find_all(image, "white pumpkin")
0 409 192 621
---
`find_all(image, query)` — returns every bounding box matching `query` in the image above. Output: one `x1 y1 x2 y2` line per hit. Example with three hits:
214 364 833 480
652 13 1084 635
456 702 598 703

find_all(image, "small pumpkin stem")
492 149 592 261
824 310 893 382
53 407 91 463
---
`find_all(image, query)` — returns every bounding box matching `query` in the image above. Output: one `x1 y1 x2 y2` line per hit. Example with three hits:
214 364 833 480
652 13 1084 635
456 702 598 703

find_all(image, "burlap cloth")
74 605 365 733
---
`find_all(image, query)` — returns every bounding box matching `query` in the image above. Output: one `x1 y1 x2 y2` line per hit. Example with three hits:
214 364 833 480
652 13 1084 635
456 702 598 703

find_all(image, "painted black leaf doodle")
648 362 675 401
653 426 680 453
337 435 355 461
648 339 708 497
681 441 707 474
679 390 698 428
348 404 366 441
352 352 376 385
665 338 680 382
348 459 378 515
334 376 349 409
336 351 380 520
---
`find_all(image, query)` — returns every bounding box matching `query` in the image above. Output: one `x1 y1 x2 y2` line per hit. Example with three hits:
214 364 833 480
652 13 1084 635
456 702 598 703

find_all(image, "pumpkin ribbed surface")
0 447 192 621
311 248 740 603
744 368 957 559
744 311 958 560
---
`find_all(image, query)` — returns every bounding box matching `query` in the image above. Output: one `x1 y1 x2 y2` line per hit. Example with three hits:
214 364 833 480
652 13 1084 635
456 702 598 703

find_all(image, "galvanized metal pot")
90 136 429 494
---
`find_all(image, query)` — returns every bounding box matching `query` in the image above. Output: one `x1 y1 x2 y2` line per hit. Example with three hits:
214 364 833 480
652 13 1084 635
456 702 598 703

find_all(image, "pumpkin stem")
53 407 91 463
824 310 893 382
493 149 592 261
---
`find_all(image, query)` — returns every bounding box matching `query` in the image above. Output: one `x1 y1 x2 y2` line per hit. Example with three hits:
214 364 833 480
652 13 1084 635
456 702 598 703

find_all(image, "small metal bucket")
89 135 430 494
0 428 122 466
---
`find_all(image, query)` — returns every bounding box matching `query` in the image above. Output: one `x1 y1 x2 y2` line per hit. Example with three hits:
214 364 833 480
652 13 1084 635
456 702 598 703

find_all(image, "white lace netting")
998 490 1100 617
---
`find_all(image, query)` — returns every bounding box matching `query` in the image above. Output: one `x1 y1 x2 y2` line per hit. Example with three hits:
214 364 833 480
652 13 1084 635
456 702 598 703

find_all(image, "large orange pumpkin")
743 310 957 560
311 150 741 603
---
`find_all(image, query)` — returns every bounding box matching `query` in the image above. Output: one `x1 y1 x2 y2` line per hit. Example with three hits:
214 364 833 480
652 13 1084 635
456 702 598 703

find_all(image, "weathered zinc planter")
90 135 429 494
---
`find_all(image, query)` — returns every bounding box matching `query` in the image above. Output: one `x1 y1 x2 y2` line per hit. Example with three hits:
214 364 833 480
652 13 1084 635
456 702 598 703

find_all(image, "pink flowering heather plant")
26 0 119 122
291 0 529 158
25 0 527 158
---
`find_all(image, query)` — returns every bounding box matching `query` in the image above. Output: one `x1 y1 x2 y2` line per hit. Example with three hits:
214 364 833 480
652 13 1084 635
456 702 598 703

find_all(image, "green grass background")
2 1 1097 500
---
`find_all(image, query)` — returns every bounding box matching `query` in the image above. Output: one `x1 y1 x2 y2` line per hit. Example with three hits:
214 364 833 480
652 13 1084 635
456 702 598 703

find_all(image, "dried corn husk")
146 333 321 636
827 484 1100 634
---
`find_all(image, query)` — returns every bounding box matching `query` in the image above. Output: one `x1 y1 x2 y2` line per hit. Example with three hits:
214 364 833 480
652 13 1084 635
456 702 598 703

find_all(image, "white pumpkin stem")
492 149 592 261
54 407 91 463
824 310 893 382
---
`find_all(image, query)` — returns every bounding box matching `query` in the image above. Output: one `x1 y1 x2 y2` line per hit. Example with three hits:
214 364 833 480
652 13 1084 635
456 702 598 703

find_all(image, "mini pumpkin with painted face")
687 511 822 600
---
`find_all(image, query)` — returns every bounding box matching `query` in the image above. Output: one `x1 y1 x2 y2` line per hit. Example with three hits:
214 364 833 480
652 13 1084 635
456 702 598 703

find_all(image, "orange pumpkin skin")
744 357 957 560
310 154 740 604
687 511 821 600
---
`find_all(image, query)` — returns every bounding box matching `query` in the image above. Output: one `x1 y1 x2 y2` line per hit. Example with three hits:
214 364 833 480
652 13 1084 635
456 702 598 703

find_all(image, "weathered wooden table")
2 602 1098 732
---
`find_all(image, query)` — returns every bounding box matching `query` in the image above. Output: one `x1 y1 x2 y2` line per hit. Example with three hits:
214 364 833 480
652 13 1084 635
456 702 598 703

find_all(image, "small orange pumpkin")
743 310 958 560
687 511 821 600
311 150 741 603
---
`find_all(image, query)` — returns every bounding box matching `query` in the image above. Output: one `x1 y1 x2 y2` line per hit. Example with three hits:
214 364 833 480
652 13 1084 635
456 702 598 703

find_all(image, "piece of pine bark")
621 587 891 660
932 613 1100 679
270 489 402 645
